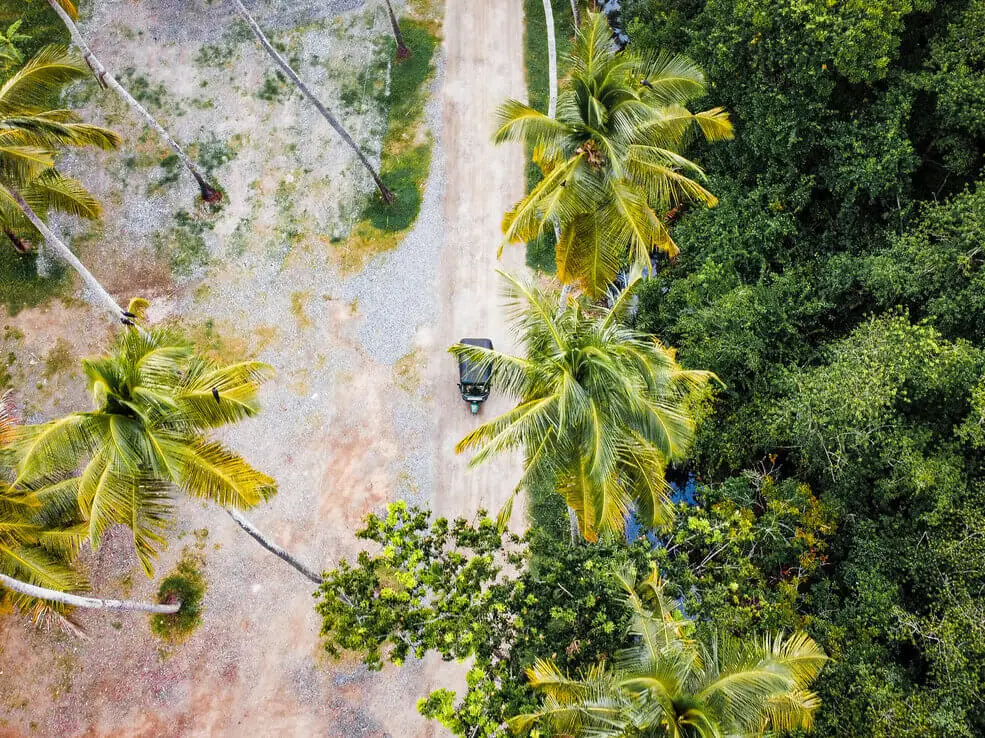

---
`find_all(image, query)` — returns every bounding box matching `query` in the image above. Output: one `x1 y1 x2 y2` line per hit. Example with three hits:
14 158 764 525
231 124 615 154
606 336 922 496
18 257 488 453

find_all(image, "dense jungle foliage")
622 0 985 734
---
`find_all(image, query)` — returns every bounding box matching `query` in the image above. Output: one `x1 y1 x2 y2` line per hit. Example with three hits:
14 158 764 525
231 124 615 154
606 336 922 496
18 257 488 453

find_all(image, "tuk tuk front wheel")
470 402 480 414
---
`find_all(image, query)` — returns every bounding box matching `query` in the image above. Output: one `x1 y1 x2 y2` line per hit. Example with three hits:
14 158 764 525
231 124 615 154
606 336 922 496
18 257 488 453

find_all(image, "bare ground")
0 0 528 735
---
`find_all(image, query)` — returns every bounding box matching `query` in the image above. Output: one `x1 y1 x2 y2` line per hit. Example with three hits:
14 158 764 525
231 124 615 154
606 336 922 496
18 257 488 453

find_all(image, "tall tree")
383 0 410 60
494 11 732 296
8 327 320 584
450 272 714 541
44 0 222 202
510 566 827 737
230 0 394 203
0 45 125 321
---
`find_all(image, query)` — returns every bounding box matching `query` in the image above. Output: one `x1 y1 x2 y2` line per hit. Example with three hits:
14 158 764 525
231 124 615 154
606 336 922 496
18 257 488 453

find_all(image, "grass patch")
42 338 74 379
154 209 215 277
340 20 438 273
521 0 576 274
150 550 206 644
0 245 69 315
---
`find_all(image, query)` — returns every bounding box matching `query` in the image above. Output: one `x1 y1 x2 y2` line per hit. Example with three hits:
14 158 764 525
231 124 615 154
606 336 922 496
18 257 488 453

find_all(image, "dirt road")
431 0 528 525
0 0 529 735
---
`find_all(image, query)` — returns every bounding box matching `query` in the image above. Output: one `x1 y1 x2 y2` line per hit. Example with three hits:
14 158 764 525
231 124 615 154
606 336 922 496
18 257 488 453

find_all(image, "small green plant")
257 70 293 102
147 153 183 194
150 551 206 643
42 338 74 379
195 43 235 68
154 209 215 277
118 68 170 110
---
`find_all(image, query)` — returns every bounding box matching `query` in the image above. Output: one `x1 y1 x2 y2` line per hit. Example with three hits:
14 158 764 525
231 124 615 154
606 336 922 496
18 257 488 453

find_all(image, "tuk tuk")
457 338 493 414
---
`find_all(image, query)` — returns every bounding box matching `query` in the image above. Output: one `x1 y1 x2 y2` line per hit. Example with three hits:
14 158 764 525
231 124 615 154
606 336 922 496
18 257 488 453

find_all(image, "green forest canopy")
625 0 985 734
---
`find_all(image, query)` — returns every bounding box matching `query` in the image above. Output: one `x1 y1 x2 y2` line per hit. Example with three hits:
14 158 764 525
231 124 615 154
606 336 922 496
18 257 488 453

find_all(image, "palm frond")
176 439 276 508
493 98 569 145
634 52 707 106
0 46 89 115
22 168 102 219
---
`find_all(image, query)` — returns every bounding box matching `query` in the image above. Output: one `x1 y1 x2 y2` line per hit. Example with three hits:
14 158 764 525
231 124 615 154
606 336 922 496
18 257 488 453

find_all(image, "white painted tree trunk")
230 0 394 203
4 184 123 323
0 572 181 614
541 0 558 119
568 507 580 544
45 0 221 202
225 508 324 585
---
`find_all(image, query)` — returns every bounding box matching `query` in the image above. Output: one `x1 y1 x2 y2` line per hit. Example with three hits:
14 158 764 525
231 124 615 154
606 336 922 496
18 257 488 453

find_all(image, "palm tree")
1 160 103 253
509 567 827 737
450 272 715 541
0 45 125 321
230 0 394 204
44 0 222 202
494 11 733 297
8 327 282 577
0 395 179 616
383 0 410 60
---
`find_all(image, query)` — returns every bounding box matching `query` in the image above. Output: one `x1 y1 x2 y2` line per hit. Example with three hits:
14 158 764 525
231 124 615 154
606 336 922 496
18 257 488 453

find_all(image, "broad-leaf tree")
44 0 222 202
0 45 124 320
494 11 732 296
510 566 827 737
451 271 714 541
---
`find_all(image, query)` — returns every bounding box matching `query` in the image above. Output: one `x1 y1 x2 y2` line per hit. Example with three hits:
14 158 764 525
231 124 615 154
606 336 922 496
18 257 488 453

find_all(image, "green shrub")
150 552 206 643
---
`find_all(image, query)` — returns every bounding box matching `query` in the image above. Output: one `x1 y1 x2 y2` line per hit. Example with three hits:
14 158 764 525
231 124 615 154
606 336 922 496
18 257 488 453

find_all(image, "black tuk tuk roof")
458 338 493 385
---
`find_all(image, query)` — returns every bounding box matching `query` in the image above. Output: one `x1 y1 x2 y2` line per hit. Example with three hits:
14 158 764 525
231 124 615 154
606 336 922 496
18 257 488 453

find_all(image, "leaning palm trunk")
44 0 221 203
541 0 558 118
230 0 395 204
384 0 410 59
4 184 123 322
570 0 580 27
0 572 180 614
225 508 323 585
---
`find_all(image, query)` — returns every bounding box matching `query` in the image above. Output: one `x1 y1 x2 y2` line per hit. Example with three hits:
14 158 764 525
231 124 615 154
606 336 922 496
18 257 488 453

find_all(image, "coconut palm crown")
0 45 118 250
0 393 87 619
451 272 715 541
494 11 732 297
509 566 827 737
9 327 276 576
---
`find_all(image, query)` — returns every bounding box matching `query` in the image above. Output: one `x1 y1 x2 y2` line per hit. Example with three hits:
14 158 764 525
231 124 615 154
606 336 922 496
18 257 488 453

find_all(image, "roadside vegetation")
2 1 984 737
342 14 440 272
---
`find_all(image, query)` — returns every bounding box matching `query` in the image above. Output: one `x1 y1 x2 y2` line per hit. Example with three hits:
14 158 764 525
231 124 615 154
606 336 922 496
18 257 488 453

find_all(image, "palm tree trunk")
3 225 31 253
229 0 394 204
0 572 181 614
44 0 222 203
541 0 558 119
4 184 123 323
570 0 580 28
384 0 410 59
225 508 324 585
567 507 580 544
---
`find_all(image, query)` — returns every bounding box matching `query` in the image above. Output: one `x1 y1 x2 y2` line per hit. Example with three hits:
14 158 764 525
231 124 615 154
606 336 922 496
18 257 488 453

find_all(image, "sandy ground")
0 0 528 735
